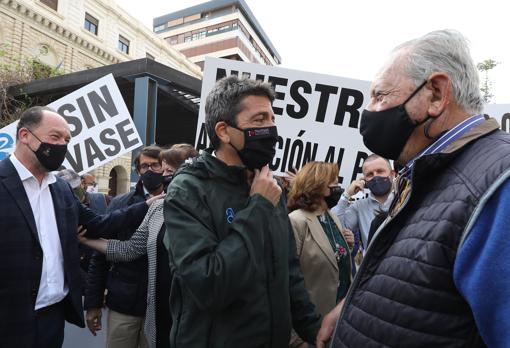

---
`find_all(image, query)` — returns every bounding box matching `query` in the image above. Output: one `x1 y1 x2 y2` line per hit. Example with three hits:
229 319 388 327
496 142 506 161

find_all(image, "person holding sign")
0 106 156 348
163 76 321 347
317 30 510 348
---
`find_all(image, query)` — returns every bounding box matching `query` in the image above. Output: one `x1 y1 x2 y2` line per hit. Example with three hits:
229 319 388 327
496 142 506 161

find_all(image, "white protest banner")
195 57 371 185
0 74 142 174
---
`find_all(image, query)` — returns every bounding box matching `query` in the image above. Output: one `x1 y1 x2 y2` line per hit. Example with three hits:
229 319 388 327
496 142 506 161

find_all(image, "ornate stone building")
0 0 202 195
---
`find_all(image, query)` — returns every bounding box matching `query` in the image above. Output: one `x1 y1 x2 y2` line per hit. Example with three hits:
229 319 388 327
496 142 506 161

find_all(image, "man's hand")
250 165 282 207
85 308 102 336
341 228 355 249
146 193 165 206
345 178 365 197
282 167 298 188
77 225 88 242
316 300 344 348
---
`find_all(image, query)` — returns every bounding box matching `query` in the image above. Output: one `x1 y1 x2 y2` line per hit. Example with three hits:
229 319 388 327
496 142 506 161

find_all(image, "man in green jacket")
164 76 321 347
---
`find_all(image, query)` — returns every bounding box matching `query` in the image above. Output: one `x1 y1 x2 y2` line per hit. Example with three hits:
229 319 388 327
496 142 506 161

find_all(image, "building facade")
153 0 281 70
0 0 202 196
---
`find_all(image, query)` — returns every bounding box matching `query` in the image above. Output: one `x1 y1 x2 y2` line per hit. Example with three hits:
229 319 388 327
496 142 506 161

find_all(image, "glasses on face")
86 182 97 187
139 162 162 171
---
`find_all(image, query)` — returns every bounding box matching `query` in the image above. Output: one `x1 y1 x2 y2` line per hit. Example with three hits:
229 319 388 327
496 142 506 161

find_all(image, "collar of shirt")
10 153 56 187
368 191 395 208
400 114 487 178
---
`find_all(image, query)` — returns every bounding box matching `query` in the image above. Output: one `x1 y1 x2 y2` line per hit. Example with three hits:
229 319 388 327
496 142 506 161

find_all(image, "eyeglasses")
139 162 162 171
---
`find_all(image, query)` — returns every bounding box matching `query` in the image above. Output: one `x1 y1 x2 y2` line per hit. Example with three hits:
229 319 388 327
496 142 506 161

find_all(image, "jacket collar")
201 148 248 185
412 118 500 184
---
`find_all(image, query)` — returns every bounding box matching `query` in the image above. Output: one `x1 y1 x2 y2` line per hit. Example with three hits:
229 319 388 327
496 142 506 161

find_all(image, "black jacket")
0 158 148 347
85 181 149 316
164 150 320 347
332 119 509 347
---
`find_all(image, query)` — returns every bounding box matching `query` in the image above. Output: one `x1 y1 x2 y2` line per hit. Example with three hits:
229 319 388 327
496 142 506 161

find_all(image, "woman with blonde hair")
287 161 354 322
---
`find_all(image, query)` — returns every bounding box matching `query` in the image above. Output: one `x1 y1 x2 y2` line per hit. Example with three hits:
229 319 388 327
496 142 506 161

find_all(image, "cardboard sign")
0 74 142 174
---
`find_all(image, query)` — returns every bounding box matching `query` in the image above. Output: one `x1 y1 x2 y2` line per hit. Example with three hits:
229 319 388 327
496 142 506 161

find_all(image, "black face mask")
325 186 343 209
141 170 163 193
365 176 393 197
229 125 278 170
360 80 430 160
27 129 68 172
162 174 173 191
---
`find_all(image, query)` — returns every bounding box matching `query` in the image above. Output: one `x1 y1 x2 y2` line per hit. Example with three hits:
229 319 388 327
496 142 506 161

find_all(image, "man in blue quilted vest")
317 29 510 348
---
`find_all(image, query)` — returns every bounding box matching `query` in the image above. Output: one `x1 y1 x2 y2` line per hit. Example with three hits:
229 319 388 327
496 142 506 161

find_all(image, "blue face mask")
365 176 392 197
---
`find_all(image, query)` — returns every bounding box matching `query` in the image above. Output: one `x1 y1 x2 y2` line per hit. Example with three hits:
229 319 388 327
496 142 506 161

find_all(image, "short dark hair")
363 154 392 171
134 145 162 169
16 106 55 141
160 143 198 168
205 75 275 149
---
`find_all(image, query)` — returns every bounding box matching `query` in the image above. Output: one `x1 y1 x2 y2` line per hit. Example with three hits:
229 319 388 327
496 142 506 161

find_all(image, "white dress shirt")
10 154 68 310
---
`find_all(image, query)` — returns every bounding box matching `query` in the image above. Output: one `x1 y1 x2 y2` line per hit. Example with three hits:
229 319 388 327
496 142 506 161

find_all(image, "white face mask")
86 185 98 193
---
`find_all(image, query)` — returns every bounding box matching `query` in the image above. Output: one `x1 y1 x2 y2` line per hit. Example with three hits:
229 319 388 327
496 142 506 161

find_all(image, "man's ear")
17 127 30 144
215 121 230 145
427 72 451 118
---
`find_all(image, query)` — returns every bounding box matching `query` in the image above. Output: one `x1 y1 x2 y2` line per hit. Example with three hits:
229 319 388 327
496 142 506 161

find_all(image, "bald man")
0 106 153 347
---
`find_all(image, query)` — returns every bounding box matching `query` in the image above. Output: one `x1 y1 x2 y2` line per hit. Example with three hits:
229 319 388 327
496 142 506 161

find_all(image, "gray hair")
205 75 275 149
393 29 483 114
57 168 81 189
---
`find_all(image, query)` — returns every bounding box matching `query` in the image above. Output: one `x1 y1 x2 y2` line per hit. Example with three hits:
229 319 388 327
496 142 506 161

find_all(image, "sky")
120 0 510 103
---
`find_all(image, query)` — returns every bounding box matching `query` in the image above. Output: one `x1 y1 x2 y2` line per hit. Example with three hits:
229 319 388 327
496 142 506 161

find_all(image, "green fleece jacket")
163 149 320 348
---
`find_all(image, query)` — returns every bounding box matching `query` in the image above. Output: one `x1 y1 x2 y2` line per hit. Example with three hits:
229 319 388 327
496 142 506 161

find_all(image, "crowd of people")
1 28 509 348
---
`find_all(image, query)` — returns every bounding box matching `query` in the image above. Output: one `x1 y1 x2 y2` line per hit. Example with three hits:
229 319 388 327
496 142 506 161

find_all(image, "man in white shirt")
0 106 154 347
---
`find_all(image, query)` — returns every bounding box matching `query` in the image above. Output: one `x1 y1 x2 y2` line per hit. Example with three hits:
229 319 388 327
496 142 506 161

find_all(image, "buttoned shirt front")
10 154 68 310
332 192 394 251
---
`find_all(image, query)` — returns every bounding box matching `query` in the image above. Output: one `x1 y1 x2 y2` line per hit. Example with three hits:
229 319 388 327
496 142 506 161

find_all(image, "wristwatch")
341 192 351 201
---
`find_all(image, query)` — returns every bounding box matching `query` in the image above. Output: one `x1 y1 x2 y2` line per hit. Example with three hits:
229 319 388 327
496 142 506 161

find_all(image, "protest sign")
0 74 142 174
196 58 510 184
195 57 371 184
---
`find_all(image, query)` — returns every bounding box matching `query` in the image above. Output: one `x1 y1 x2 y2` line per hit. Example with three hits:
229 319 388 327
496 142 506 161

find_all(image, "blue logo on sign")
225 208 235 224
0 133 14 161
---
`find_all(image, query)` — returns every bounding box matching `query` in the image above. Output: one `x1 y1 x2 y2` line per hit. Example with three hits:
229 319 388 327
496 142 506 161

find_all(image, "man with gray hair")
317 29 510 347
164 75 320 347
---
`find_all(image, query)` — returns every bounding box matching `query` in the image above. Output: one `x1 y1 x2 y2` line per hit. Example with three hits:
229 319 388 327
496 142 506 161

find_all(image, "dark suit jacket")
0 158 148 347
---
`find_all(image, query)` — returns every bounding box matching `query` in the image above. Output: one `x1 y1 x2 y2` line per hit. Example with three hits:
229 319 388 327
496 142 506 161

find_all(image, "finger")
253 168 261 178
260 165 269 177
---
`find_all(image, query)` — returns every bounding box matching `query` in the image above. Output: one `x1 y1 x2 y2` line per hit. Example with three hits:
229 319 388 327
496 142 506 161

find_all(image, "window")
84 13 99 35
40 0 58 11
118 35 130 54
146 53 155 60
191 31 206 41
154 24 165 32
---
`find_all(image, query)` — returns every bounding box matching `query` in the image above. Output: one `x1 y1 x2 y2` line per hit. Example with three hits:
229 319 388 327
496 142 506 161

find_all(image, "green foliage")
477 59 499 103
0 43 63 127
